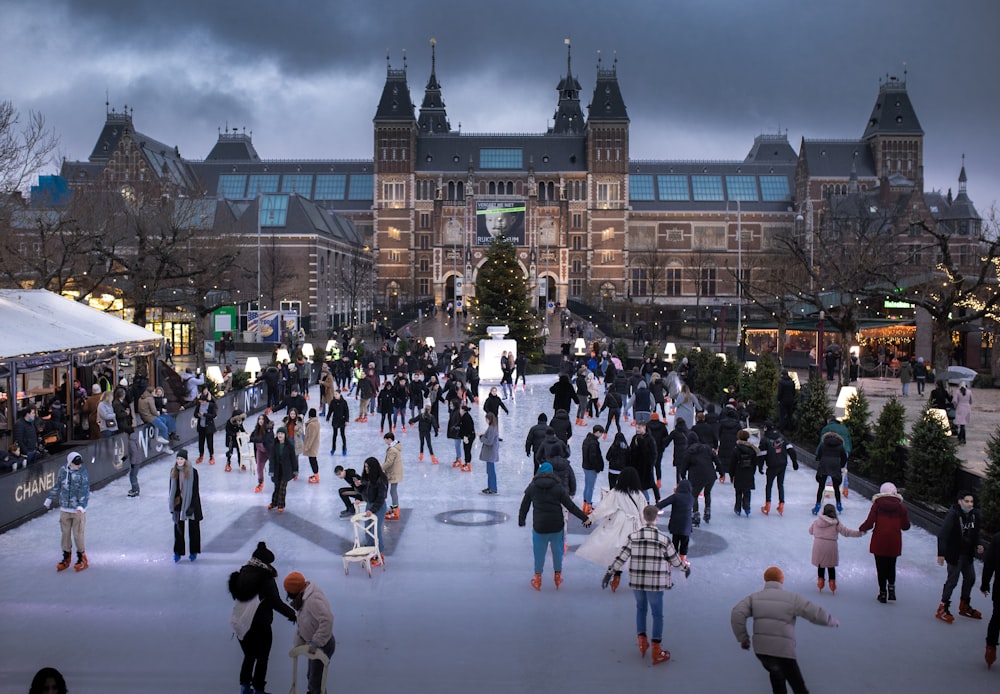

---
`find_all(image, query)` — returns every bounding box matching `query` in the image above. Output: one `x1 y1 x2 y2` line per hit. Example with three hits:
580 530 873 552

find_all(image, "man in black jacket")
228 542 297 694
535 427 570 474
550 408 573 444
645 413 670 492
580 425 605 514
525 413 549 461
627 422 660 502
759 421 798 516
680 431 722 527
936 491 985 623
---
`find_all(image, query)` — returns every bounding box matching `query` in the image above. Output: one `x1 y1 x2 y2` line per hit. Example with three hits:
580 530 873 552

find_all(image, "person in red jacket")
859 482 911 604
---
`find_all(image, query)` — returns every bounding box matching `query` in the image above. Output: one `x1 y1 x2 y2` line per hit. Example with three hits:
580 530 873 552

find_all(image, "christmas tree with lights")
469 237 544 359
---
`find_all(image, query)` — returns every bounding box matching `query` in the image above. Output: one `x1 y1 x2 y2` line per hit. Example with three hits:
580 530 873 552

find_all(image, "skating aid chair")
343 511 384 578
289 644 329 694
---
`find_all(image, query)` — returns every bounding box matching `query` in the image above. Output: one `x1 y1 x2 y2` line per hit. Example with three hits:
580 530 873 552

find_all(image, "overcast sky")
4 0 998 210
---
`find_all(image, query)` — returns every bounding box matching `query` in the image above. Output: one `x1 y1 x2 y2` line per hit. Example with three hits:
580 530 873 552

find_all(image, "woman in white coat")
953 383 973 444
576 467 646 590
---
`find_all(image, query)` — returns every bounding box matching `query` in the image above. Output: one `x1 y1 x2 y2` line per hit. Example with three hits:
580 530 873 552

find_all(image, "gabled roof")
744 134 798 164
415 133 587 174
799 140 876 179
862 76 923 140
0 289 161 360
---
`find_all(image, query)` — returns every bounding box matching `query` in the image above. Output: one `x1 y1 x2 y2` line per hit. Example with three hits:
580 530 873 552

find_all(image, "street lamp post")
736 199 743 359
256 193 262 343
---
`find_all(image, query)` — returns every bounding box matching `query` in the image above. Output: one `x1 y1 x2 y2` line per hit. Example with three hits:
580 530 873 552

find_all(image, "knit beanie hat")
763 566 784 583
175 449 189 462
879 482 898 495
538 462 554 474
252 541 275 564
283 571 307 595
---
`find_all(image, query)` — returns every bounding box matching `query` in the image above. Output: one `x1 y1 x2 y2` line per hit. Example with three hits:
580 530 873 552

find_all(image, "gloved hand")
517 521 525 527
582 517 592 528
43 498 52 509
741 640 751 650
792 462 799 471
601 571 613 589
683 563 691 578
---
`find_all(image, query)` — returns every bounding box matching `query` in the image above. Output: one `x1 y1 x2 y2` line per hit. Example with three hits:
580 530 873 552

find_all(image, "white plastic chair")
288 644 329 694
236 431 253 470
342 511 383 578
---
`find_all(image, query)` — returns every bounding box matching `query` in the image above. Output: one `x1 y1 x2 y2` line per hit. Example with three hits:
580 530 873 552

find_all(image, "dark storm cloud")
7 0 1000 205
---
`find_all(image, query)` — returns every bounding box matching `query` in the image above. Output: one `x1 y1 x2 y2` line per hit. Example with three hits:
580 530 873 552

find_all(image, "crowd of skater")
33 330 1000 693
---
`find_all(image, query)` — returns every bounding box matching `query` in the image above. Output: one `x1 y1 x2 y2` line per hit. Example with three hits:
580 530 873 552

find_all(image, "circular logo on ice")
435 509 508 526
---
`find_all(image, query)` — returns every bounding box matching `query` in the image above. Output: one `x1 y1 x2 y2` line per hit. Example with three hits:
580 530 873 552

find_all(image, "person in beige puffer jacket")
731 566 839 694
382 432 404 520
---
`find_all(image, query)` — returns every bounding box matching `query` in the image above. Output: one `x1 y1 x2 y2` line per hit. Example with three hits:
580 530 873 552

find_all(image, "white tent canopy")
0 289 161 360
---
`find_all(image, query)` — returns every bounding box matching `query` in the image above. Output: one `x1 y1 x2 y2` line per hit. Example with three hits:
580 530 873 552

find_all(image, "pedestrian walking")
282 571 335 694
954 383 973 444
858 482 911 603
43 451 90 572
603 504 690 664
518 462 591 591
936 490 985 623
169 449 203 562
808 504 863 593
228 541 297 694
731 566 840 694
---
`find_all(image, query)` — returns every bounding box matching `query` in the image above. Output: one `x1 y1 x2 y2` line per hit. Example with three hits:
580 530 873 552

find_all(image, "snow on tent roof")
0 289 161 360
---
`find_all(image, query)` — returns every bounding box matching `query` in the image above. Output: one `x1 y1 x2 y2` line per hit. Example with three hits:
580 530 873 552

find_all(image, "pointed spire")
958 153 968 194
418 38 450 133
848 153 859 193
551 38 585 134
375 51 415 121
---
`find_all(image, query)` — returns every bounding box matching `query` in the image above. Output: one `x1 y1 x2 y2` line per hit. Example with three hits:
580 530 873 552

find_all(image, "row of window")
629 174 790 202
217 174 374 201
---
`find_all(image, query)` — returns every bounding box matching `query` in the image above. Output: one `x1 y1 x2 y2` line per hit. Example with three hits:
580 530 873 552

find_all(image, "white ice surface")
0 375 994 693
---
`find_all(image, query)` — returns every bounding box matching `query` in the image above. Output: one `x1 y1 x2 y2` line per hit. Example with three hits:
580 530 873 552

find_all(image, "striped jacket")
609 524 685 591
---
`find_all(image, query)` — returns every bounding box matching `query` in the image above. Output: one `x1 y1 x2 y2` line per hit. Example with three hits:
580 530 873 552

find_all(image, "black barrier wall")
0 384 266 532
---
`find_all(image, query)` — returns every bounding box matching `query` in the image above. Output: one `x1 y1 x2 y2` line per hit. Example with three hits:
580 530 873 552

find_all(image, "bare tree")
332 245 374 329
0 101 60 193
886 204 1000 374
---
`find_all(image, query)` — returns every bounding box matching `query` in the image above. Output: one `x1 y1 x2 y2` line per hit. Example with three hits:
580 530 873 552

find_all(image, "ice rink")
0 375 995 693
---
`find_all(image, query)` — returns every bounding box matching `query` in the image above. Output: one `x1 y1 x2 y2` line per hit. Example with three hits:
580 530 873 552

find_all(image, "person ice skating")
580 424 605 513
382 432 404 519
813 430 847 514
303 408 321 483
731 429 759 517
29 667 67 694
980 537 1000 668
679 430 722 527
577 467 645 589
809 504 863 593
731 566 839 694
409 405 439 463
603 504 690 664
335 465 362 518
627 421 659 502
268 428 297 513
224 408 247 472
479 411 500 494
194 387 218 464
518 462 592 590
656 479 694 562
605 430 629 489
249 415 274 493
858 482 911 603
283 571 335 694
43 451 90 572
936 490 985 623
458 404 476 471
482 386 509 426
327 389 350 456
760 421 798 516
228 541 297 694
169 449 203 562
358 456 389 560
